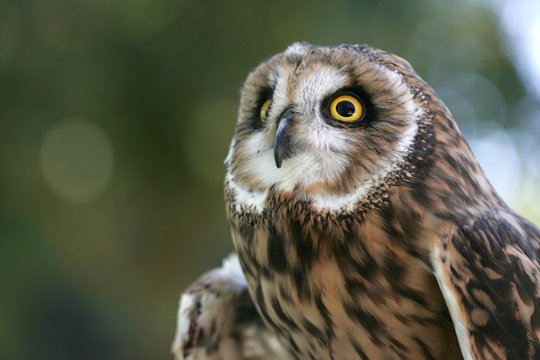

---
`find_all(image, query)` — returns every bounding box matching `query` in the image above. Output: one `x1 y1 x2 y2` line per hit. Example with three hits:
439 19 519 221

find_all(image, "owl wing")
172 254 290 360
431 212 540 359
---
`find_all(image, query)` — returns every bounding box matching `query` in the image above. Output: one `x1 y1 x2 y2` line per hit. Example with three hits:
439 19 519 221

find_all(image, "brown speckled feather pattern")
433 214 540 359
175 43 540 360
172 256 291 360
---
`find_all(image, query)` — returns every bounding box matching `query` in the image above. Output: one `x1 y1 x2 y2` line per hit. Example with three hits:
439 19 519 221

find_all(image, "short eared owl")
173 43 540 360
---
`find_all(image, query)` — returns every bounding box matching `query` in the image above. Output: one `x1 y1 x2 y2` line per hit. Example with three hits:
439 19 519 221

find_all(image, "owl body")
226 192 462 359
174 43 540 360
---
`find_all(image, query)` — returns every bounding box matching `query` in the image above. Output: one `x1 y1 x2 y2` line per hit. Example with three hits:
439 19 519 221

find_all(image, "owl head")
225 43 494 216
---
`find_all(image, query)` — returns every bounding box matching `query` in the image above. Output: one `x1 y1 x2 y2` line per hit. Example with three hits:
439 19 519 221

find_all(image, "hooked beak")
273 108 294 168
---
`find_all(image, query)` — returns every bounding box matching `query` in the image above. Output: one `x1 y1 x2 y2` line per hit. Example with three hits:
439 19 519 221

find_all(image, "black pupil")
336 100 356 117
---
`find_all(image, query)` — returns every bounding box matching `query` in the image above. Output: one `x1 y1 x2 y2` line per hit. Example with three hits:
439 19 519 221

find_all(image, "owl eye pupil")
336 100 356 117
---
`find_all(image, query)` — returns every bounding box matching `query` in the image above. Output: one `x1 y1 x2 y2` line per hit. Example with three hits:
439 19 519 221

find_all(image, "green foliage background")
0 0 538 359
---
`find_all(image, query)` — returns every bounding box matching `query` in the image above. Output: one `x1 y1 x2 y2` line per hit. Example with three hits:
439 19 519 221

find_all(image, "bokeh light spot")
40 120 114 203
491 0 540 100
469 128 521 204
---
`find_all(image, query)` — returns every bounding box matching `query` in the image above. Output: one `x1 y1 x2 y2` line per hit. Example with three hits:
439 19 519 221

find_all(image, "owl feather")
173 43 540 360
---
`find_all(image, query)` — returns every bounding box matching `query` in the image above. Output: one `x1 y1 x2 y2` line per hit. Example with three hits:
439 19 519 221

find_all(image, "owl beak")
273 108 294 168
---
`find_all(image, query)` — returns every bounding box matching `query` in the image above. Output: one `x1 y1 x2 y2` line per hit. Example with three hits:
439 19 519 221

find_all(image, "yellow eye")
329 95 364 122
260 99 272 123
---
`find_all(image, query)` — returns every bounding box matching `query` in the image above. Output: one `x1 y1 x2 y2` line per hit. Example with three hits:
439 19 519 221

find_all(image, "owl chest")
231 219 461 359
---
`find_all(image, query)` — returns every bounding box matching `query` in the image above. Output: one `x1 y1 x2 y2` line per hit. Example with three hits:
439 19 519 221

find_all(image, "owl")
172 43 540 360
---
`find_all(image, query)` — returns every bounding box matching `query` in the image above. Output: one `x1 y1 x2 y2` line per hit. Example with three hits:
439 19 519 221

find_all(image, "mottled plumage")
173 43 540 360
172 255 289 359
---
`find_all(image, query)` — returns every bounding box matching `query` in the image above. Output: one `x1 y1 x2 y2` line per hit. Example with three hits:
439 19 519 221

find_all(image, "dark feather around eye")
247 87 273 131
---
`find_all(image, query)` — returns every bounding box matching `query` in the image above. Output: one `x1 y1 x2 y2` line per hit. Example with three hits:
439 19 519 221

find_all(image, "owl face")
226 43 427 212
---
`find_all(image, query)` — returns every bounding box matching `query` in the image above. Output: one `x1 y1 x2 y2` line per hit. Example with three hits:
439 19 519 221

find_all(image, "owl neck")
226 177 461 359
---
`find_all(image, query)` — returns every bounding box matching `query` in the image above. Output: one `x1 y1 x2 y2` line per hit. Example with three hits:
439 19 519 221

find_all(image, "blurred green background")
1 0 539 359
